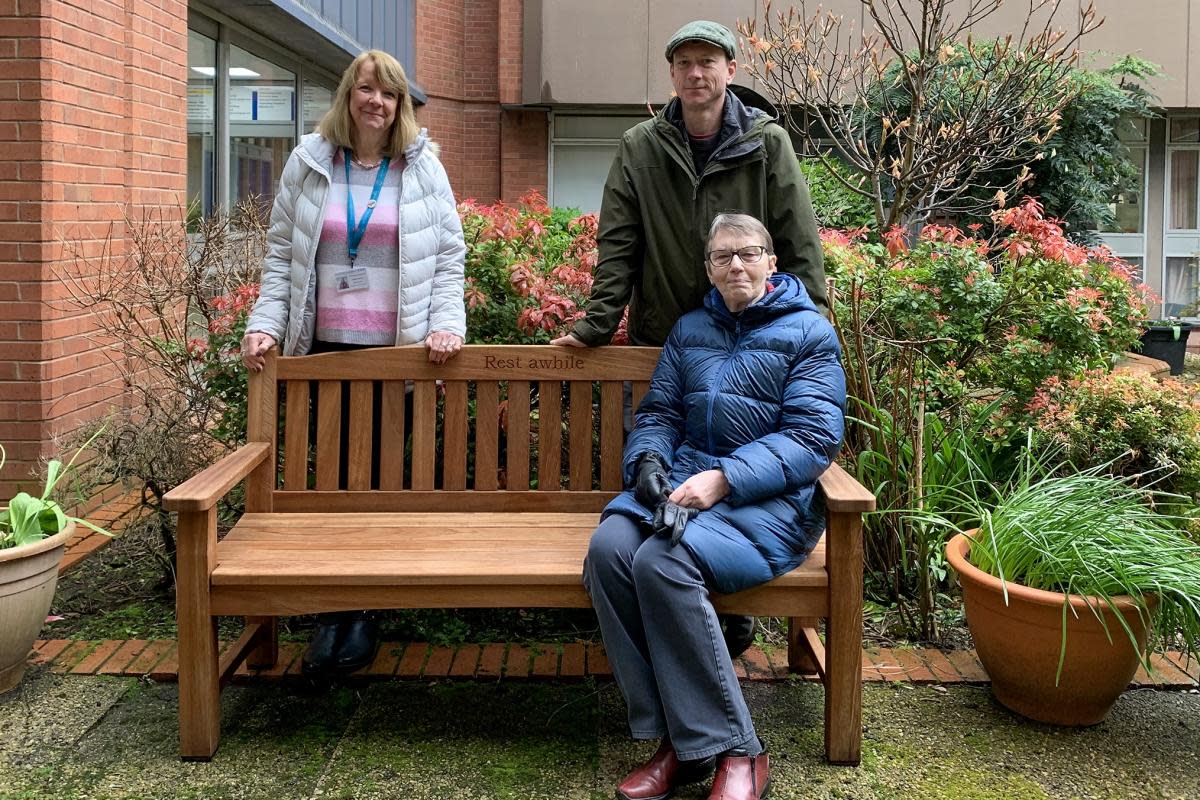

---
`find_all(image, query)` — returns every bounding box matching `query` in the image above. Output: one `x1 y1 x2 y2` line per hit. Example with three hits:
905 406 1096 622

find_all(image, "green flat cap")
664 20 736 61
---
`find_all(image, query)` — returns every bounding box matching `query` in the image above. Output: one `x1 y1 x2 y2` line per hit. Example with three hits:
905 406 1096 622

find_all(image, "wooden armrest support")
163 442 272 512
818 462 876 513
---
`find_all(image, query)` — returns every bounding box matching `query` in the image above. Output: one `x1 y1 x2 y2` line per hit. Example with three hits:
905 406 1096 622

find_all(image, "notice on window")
188 86 214 121
230 85 295 122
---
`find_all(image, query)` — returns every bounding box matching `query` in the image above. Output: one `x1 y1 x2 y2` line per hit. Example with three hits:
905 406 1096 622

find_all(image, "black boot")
334 610 379 674
302 612 345 677
721 614 757 660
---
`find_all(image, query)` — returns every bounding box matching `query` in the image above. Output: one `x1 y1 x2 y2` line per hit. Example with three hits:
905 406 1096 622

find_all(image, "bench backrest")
246 345 663 514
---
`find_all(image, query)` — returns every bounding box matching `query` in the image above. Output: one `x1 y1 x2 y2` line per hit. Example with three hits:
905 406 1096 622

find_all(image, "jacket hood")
704 272 819 327
298 129 433 173
661 86 777 163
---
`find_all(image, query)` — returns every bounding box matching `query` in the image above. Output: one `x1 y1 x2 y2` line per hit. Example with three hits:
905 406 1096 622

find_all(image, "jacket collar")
296 129 431 177
704 272 818 328
660 86 772 163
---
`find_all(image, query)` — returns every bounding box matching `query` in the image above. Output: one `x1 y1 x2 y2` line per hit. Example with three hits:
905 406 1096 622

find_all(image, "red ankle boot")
616 740 715 800
707 743 770 800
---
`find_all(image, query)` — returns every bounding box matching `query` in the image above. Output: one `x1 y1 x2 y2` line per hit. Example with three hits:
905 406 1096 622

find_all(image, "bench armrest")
163 442 272 512
818 462 876 513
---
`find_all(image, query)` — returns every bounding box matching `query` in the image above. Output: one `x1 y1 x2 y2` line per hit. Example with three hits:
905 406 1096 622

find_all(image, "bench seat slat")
211 513 828 590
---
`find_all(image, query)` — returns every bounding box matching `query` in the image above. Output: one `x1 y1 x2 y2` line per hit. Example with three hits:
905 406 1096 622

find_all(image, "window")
1164 257 1199 318
187 30 217 219
1165 116 1200 319
551 114 647 213
1100 117 1147 235
229 45 296 212
187 18 338 217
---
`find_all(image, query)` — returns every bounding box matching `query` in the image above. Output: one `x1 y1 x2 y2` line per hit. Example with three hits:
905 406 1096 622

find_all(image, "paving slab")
312 681 601 800
1 673 1198 800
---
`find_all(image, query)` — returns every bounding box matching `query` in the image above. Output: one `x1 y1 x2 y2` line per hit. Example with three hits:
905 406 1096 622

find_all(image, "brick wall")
0 0 186 496
414 0 546 204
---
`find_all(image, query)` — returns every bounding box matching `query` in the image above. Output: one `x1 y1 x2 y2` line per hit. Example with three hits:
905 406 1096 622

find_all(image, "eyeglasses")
706 245 768 268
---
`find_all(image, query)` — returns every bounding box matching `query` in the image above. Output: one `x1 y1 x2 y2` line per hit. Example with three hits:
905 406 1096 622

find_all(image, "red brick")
505 644 532 679
559 643 585 678
28 638 69 665
741 647 775 680
1165 651 1199 682
766 646 793 677
944 649 990 683
396 643 429 678
365 642 405 676
124 639 173 674
257 642 302 678
423 646 454 677
531 645 558 677
49 640 94 673
148 643 179 681
586 643 611 678
97 639 148 675
477 643 506 678
449 644 481 677
891 648 937 684
922 649 966 683
863 648 904 682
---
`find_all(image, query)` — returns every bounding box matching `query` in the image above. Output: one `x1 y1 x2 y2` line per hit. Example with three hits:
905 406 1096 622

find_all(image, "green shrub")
799 157 876 231
1026 370 1200 505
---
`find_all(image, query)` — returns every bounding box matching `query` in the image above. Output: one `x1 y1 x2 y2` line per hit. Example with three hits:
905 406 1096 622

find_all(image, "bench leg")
787 616 821 674
824 512 863 766
177 511 221 761
245 616 278 669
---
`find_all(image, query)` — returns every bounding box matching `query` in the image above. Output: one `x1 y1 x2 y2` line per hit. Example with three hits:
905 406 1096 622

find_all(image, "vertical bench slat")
599 381 623 491
379 381 407 490
506 381 531 490
315 381 341 491
283 381 310 491
475 382 499 490
347 381 373 491
411 381 437 490
537 381 562 491
569 380 593 490
246 352 277 508
632 381 651 413
443 381 468 490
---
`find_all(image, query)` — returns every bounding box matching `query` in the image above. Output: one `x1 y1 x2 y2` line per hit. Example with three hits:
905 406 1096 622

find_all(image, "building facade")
1 0 1197 494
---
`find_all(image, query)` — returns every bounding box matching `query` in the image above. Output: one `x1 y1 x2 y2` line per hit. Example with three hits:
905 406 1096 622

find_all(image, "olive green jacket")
571 86 827 347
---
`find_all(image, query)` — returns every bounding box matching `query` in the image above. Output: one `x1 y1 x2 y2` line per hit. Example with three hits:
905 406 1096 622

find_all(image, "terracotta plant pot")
946 531 1154 726
0 522 73 694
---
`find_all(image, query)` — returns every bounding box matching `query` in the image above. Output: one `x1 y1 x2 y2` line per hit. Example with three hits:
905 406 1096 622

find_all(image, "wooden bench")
162 345 875 763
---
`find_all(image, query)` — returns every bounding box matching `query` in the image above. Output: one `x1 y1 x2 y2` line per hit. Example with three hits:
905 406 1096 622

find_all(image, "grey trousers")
583 514 761 761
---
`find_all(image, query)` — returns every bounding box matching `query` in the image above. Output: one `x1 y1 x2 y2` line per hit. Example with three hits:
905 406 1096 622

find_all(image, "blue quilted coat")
603 272 846 594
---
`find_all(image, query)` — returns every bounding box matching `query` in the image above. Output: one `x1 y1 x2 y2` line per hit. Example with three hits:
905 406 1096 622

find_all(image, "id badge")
333 268 369 293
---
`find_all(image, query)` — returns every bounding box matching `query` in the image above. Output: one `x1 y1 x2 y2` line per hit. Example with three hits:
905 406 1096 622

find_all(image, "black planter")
1137 322 1195 375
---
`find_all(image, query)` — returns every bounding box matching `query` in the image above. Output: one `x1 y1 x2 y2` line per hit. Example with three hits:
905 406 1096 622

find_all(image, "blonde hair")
317 50 419 157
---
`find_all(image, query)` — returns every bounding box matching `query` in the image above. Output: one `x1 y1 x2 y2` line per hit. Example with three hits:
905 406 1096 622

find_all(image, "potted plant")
925 451 1200 726
0 438 108 693
1137 318 1195 376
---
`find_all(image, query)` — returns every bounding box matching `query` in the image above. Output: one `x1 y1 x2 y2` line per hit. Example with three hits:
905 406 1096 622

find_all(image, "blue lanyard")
344 147 391 267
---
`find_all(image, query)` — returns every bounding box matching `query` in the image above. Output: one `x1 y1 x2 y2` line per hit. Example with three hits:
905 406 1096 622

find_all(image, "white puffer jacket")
246 131 467 355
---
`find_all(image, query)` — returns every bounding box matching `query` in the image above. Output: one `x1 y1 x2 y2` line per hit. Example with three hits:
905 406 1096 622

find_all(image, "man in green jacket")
551 19 827 349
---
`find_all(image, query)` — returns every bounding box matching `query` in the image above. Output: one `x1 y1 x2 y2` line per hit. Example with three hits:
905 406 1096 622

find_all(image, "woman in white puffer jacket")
240 49 466 677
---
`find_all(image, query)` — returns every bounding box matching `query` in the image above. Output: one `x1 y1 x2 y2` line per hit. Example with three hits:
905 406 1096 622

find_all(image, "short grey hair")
706 213 774 254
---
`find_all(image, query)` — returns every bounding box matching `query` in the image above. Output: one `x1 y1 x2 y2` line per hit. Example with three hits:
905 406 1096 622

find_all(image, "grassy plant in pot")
0 440 108 693
929 454 1200 726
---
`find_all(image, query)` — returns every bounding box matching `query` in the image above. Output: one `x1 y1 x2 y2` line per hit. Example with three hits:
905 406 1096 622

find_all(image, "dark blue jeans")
583 514 760 760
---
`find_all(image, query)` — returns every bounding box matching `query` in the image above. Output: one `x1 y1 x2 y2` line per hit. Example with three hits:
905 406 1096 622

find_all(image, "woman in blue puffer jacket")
584 213 845 800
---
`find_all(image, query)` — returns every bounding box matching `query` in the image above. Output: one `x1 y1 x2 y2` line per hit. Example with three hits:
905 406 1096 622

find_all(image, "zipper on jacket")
705 317 742 455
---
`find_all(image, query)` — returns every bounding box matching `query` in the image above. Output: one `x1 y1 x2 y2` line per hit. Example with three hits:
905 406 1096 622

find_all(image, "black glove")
652 501 697 546
634 452 672 512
